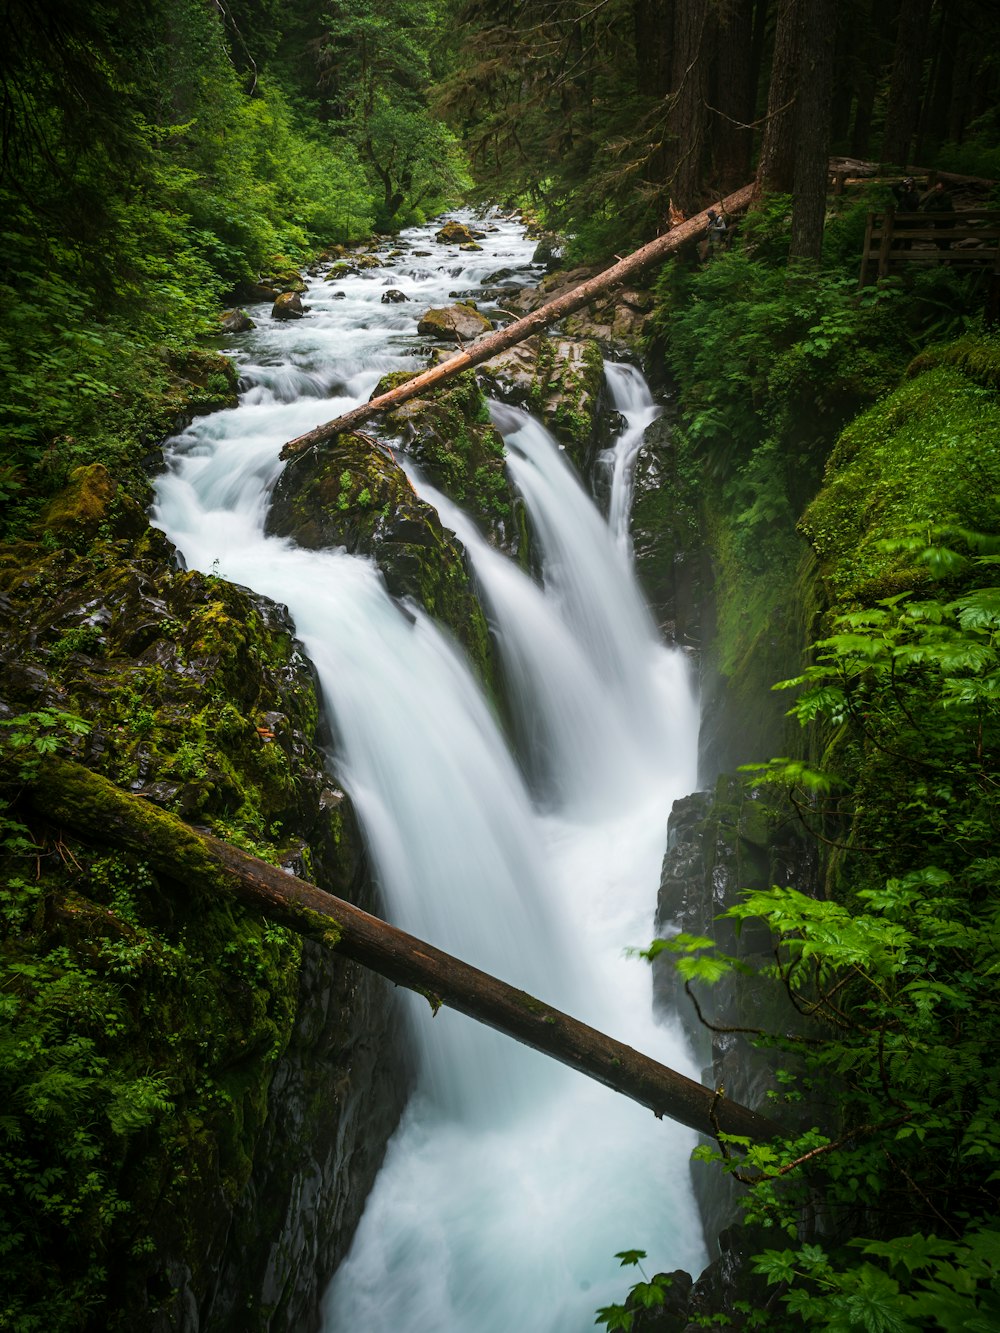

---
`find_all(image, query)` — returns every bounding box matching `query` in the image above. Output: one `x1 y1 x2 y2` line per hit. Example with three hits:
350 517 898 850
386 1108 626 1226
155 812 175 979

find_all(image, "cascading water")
599 362 663 559
151 212 707 1330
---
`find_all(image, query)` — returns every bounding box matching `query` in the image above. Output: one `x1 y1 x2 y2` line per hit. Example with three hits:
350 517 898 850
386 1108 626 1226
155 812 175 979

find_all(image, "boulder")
476 334 607 471
416 303 494 342
375 369 518 551
219 308 255 334
531 235 563 269
39 463 147 545
265 432 494 680
434 220 476 245
260 267 307 294
381 289 409 304
271 292 306 321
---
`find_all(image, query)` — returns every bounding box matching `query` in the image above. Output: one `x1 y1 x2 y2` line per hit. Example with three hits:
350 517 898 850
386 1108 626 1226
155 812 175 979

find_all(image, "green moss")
379 371 513 531
801 354 1000 604
906 331 1000 392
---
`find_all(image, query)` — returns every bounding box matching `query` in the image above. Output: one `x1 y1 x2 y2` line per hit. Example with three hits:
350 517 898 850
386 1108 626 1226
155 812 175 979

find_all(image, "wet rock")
265 430 495 681
272 292 306 321
416 303 494 342
476 334 607 471
564 286 656 358
375 369 519 551
234 280 280 302
629 1269 693 1331
531 235 563 269
219 307 255 334
654 778 818 1250
434 219 476 245
381 288 409 303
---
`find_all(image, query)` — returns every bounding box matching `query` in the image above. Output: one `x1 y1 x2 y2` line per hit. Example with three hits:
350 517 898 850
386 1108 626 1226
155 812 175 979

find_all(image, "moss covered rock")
416 303 494 342
271 291 306 321
801 338 1000 605
434 220 476 245
38 462 148 547
477 334 606 472
265 428 495 682
376 369 520 550
0 513 406 1331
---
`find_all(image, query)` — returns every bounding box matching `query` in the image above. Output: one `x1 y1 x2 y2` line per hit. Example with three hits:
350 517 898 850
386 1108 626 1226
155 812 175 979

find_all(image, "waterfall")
151 212 706 1331
599 362 662 558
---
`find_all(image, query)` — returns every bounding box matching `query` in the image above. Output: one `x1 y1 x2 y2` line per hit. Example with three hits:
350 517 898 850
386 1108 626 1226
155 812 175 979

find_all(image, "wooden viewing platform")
859 208 1000 286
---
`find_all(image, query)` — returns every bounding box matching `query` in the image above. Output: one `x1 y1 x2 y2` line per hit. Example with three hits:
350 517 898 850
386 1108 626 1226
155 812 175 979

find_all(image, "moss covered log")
25 758 780 1146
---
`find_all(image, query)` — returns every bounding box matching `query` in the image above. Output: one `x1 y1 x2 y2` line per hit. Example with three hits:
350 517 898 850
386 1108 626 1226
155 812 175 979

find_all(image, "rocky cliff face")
0 464 408 1331
654 779 818 1252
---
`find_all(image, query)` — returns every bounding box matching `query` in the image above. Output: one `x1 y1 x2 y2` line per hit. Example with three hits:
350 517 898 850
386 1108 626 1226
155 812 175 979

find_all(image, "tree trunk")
712 0 756 192
847 0 882 159
755 0 802 196
27 758 780 1144
633 0 673 96
789 0 835 261
880 0 931 168
828 2 857 148
279 183 756 458
668 0 714 212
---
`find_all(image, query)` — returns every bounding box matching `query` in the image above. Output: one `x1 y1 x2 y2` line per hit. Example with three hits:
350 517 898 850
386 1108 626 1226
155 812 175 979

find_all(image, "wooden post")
859 211 875 286
279 183 758 459
877 208 895 280
27 759 780 1144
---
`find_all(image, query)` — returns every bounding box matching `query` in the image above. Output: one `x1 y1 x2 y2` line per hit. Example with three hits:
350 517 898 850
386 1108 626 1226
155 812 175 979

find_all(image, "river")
152 211 707 1331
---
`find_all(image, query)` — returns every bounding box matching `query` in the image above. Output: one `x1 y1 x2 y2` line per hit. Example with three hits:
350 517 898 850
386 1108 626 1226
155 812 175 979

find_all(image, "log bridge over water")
28 759 781 1146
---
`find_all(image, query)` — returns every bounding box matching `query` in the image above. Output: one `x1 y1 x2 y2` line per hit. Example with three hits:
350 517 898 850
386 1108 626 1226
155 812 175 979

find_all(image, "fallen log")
280 183 757 458
29 758 779 1145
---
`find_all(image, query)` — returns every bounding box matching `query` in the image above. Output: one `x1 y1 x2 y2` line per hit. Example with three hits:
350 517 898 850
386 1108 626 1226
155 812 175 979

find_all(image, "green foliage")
684 537 1000 1326
0 0 380 539
595 1251 677 1332
0 841 301 1330
318 0 469 227
754 1230 1000 1330
801 362 1000 604
0 711 92 784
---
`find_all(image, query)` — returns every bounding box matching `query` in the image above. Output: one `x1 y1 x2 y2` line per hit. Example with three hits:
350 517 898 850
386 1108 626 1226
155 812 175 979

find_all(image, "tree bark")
880 0 931 168
789 0 835 261
279 182 756 459
755 0 802 196
712 0 756 193
28 758 780 1145
667 0 714 212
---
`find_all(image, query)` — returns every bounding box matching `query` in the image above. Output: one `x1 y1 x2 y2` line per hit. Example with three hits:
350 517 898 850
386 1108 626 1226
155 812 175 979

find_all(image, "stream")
152 212 707 1330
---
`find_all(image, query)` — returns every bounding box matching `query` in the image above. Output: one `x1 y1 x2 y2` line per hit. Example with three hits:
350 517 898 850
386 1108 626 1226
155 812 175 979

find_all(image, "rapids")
151 212 707 1331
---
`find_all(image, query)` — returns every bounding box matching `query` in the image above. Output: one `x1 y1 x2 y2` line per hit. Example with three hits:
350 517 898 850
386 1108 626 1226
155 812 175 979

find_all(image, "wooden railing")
859 209 1000 286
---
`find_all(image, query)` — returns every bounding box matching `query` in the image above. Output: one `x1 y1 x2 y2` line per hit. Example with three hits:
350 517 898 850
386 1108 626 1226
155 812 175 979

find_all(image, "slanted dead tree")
279 182 756 459
29 758 779 1145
